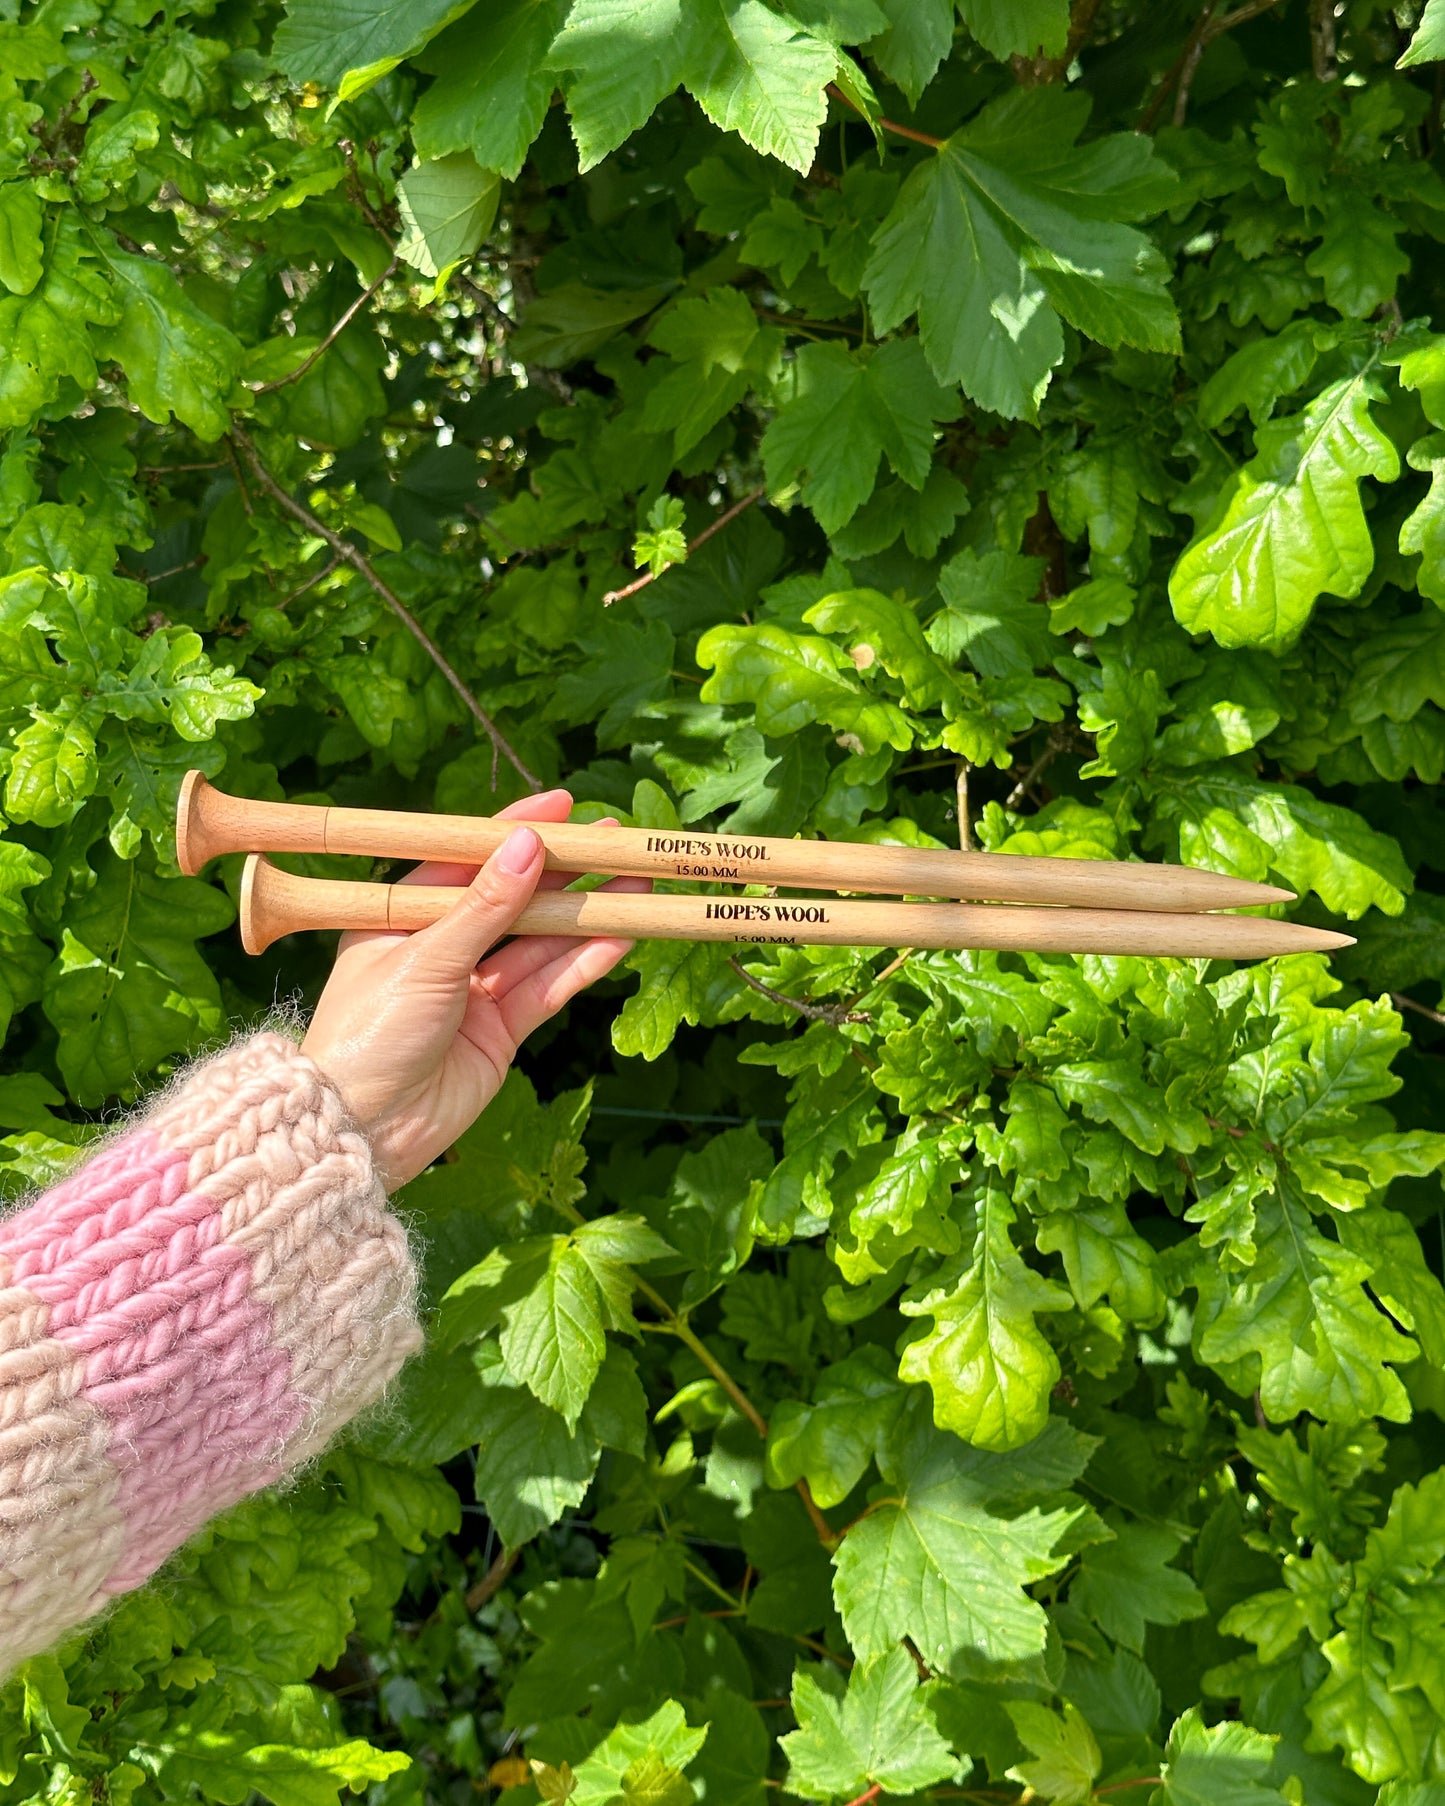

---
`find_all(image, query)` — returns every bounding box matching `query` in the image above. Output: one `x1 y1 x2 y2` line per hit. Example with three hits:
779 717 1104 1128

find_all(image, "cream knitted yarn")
0 1032 421 1674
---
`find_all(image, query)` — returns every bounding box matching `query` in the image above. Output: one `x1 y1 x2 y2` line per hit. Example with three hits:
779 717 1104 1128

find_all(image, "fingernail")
498 827 541 874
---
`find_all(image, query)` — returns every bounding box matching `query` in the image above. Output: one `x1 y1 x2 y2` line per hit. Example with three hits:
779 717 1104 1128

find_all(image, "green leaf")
92 249 242 443
697 621 913 752
685 0 837 175
1004 1701 1101 1806
863 87 1178 417
1159 1709 1287 1806
781 1647 959 1801
866 0 953 104
472 1347 645 1546
1068 1519 1207 1653
412 0 570 177
831 1394 1091 1674
958 0 1068 60
551 0 837 174
41 850 233 1104
274 0 473 85
572 1702 708 1806
1308 1471 1445 1784
760 338 960 534
898 1188 1071 1450
766 1345 904 1507
1169 374 1401 650
501 1236 609 1427
1195 1187 1417 1425
1150 766 1411 918
662 1124 772 1307
395 153 501 281
1399 0 1445 66
155 1733 409 1806
0 182 43 297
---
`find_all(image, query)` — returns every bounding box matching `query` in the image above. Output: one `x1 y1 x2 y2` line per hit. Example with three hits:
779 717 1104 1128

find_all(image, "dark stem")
228 424 541 789
826 82 945 148
1394 992 1445 1028
728 956 871 1026
250 257 398 395
465 1545 519 1612
1310 0 1337 79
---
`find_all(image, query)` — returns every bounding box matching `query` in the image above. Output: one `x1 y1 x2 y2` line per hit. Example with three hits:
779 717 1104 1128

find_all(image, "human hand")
301 790 643 1189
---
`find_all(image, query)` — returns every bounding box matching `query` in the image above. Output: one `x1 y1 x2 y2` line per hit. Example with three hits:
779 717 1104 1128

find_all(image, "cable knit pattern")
0 1032 421 1674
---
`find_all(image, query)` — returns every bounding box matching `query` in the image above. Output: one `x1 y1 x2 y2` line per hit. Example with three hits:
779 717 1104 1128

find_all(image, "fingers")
408 826 546 980
473 933 637 1050
475 874 650 997
395 807 616 893
496 788 574 821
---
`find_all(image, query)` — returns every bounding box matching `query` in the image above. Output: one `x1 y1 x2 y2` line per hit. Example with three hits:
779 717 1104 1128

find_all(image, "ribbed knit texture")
0 1032 421 1675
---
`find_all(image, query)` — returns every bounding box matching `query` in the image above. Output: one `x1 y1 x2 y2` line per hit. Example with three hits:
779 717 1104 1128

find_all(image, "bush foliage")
5 0 1445 1802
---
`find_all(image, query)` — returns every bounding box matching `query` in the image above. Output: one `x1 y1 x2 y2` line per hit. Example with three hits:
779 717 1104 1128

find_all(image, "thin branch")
1138 0 1285 131
277 553 342 610
603 486 766 606
465 1545 519 1612
1005 726 1067 810
228 423 541 789
250 257 398 395
1310 0 1337 80
1394 992 1445 1028
826 83 944 147
120 554 208 585
223 436 253 516
728 955 871 1026
955 760 973 851
139 460 228 476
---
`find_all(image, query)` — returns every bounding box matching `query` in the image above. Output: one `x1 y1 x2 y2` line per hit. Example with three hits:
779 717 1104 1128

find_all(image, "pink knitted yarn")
0 1033 421 1674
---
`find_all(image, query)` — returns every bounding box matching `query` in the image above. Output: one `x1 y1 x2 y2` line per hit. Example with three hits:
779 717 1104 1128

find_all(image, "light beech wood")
239 856 1353 961
182 771 1293 911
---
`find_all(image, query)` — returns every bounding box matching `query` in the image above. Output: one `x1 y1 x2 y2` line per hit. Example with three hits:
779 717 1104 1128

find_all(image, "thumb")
411 826 545 978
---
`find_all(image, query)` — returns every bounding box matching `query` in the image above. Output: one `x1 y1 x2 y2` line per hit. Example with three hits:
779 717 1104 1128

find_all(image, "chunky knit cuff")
0 1032 421 1675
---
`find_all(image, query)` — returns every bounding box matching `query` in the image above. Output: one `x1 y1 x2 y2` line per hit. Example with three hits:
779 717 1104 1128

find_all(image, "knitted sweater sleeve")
0 1031 421 1676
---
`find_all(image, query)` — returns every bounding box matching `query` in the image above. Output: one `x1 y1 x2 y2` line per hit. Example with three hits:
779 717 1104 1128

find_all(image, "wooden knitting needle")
180 772 1292 912
238 856 1352 960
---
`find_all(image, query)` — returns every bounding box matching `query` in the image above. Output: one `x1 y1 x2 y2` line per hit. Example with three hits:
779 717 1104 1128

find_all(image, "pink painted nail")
498 827 541 874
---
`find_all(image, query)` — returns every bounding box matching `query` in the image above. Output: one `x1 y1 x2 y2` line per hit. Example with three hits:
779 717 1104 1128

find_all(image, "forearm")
0 1031 420 1675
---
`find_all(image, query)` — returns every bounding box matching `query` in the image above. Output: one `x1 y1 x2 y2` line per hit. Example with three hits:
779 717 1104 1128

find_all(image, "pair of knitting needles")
177 774 1352 963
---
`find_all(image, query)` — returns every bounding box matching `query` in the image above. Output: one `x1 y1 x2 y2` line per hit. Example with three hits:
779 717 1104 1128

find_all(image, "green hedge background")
4 1 1445 1803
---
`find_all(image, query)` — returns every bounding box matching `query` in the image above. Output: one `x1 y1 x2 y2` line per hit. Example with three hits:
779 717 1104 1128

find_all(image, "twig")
1138 0 1285 131
728 956 871 1026
649 1314 770 1437
228 423 541 789
842 1787 881 1806
827 82 944 147
465 1545 519 1612
1310 0 1337 80
337 138 393 239
603 486 766 605
1393 992 1445 1028
955 760 973 851
223 437 253 516
277 554 342 610
135 554 208 585
139 460 227 476
250 257 398 395
1005 726 1067 809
